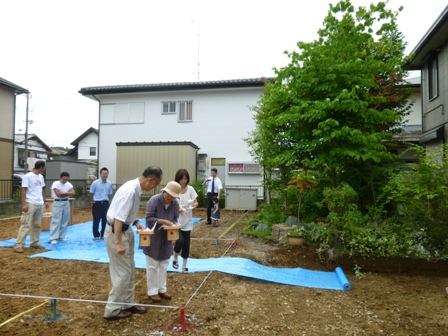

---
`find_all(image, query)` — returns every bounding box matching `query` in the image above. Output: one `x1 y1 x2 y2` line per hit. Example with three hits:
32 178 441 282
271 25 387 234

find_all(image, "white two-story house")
65 127 98 162
79 78 266 197
14 133 52 172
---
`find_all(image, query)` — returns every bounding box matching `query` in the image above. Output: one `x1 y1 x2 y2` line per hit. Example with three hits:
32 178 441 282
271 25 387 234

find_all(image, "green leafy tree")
245 84 297 211
246 0 412 189
52 146 72 151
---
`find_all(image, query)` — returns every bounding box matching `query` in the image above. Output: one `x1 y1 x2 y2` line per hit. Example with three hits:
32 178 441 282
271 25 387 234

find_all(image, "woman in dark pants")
173 169 198 273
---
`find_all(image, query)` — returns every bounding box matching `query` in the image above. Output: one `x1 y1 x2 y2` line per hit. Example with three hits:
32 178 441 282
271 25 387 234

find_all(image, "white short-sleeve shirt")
107 178 142 224
51 180 74 199
22 172 46 205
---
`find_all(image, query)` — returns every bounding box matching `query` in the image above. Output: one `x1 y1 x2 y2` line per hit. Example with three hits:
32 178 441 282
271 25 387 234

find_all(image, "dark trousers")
92 201 109 238
206 192 218 222
174 230 191 259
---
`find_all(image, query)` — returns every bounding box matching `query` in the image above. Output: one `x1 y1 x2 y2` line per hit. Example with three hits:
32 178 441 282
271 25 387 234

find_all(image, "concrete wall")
46 160 89 181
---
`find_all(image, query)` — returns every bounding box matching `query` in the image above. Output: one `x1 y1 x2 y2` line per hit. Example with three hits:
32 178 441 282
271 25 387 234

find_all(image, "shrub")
287 225 309 239
190 179 207 207
13 188 21 202
380 145 448 253
311 181 445 260
243 200 287 240
242 215 273 240
256 200 288 226
74 185 85 198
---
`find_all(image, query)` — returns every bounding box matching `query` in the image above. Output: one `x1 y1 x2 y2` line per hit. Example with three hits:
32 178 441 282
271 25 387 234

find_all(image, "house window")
100 103 145 124
162 101 176 114
178 101 193 122
90 147 96 156
428 56 438 100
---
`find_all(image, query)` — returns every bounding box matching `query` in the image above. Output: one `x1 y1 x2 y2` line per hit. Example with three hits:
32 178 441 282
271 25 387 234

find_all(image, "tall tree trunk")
331 167 337 188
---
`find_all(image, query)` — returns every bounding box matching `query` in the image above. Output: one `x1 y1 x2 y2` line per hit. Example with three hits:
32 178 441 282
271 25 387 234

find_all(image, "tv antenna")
192 20 201 81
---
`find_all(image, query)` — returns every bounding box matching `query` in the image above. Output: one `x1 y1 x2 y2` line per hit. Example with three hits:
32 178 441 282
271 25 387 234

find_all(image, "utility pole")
24 93 30 173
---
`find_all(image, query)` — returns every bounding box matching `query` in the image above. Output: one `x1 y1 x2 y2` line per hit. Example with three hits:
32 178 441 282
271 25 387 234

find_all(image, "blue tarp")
0 219 351 290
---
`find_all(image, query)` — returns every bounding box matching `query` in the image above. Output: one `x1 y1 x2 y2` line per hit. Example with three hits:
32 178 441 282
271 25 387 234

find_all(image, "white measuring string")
0 293 180 310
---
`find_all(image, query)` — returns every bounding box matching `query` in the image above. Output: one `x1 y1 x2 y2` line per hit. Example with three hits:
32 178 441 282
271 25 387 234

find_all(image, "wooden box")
41 213 52 231
164 225 181 241
137 229 154 246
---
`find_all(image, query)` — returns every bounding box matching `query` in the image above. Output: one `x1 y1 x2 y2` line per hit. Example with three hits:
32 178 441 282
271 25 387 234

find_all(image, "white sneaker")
51 240 57 245
59 238 67 242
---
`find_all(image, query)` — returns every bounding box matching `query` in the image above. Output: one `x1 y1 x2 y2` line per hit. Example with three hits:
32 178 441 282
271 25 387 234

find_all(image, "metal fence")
0 179 264 203
0 179 20 201
0 179 91 201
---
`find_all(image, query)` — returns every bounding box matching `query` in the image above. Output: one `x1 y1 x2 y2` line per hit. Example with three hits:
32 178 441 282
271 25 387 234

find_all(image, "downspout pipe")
195 147 200 181
24 93 30 173
92 94 101 177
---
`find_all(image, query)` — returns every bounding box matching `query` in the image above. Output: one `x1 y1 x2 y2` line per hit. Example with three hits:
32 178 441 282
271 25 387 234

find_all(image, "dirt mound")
0 208 447 335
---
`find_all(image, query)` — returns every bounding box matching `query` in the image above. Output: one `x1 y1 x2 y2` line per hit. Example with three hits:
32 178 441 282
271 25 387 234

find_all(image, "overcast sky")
1 0 447 147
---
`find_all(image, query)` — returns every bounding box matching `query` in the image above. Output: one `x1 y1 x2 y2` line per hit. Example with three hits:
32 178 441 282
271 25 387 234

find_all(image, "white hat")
161 181 181 198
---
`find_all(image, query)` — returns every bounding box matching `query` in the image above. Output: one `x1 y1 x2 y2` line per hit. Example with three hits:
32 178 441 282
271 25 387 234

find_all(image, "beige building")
0 77 28 193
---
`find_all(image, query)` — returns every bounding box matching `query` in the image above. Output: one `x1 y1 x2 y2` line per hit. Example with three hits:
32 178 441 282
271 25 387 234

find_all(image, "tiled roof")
70 127 98 146
409 5 448 69
79 77 270 96
116 141 199 149
406 77 420 85
0 77 29 94
14 133 52 152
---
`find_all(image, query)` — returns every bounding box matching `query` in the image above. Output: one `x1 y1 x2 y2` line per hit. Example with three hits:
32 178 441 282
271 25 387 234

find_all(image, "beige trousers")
14 202 44 248
103 225 136 318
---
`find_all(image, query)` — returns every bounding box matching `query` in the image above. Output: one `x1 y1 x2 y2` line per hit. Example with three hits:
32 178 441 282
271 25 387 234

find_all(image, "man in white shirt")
204 168 222 224
104 166 162 321
14 160 49 253
49 171 75 244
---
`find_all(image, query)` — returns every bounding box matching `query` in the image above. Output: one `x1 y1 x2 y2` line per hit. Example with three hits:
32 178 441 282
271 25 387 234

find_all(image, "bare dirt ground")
0 207 447 335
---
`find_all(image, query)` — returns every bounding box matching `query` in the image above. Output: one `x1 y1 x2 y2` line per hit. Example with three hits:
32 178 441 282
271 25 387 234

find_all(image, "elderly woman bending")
143 181 181 303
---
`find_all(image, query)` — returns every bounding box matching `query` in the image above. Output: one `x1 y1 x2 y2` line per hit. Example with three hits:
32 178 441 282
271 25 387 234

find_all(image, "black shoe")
158 292 172 300
104 310 132 320
123 305 147 314
148 294 161 303
206 221 212 225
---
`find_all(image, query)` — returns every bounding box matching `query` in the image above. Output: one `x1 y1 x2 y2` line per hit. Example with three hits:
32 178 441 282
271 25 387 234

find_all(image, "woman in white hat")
143 181 181 303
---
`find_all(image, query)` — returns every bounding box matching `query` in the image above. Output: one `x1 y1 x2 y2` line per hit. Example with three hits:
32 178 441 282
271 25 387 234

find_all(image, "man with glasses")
90 167 113 241
104 166 163 321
